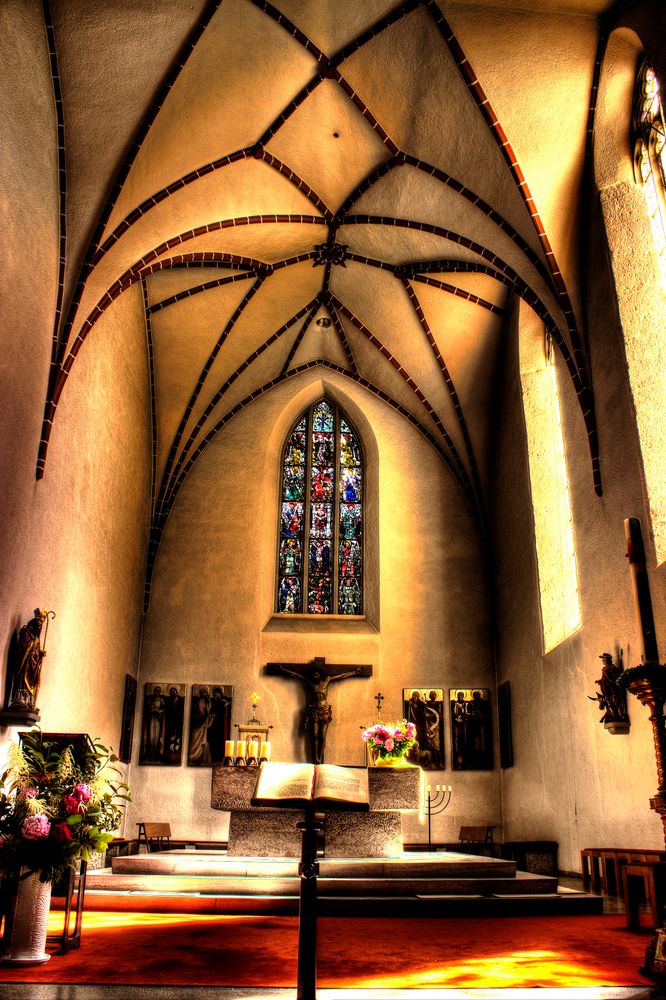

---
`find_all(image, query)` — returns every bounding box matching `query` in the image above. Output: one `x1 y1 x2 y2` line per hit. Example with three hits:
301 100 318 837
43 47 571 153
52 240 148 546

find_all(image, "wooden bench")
622 860 666 930
581 847 666 896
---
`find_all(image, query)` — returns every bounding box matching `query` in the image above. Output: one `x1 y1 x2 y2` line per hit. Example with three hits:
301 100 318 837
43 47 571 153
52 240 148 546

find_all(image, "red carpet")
0 911 655 988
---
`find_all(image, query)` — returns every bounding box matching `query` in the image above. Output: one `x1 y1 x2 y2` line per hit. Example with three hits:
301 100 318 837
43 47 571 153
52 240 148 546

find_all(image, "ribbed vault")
34 0 612 606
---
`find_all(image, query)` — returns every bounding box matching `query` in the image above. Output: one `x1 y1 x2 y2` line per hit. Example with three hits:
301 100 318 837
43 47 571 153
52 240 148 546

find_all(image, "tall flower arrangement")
361 720 416 760
0 729 130 883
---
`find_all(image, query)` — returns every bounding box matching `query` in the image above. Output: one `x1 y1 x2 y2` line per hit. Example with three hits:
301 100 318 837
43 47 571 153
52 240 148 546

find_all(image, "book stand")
295 803 323 1000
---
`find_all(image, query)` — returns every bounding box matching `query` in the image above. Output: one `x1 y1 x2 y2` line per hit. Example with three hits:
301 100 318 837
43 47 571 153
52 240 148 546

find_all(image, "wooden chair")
622 860 666 930
137 822 172 852
458 825 495 856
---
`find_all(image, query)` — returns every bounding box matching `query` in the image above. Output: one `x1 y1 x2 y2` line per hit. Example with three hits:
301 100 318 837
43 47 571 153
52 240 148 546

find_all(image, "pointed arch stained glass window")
277 400 363 615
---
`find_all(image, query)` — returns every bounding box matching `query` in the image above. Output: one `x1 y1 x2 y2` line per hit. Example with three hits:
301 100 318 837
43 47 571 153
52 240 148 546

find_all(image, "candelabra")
426 784 452 850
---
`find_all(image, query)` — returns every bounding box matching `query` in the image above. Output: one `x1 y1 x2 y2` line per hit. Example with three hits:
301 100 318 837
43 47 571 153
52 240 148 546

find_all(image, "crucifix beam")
265 657 372 763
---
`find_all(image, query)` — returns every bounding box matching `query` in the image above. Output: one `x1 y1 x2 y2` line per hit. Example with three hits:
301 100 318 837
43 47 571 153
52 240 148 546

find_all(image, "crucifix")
265 657 372 763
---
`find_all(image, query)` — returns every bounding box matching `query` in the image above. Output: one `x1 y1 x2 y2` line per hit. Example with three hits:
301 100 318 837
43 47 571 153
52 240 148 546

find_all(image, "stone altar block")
227 809 304 857
324 811 403 857
211 764 423 858
211 765 259 811
367 765 422 812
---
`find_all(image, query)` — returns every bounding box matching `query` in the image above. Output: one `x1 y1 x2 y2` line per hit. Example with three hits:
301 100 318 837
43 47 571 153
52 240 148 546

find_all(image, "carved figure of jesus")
275 664 363 763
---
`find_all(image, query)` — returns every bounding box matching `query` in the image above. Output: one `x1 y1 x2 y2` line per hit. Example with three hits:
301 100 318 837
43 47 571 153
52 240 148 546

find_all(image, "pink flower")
63 794 83 814
384 738 395 752
22 814 51 839
51 822 73 842
73 783 92 802
18 787 39 801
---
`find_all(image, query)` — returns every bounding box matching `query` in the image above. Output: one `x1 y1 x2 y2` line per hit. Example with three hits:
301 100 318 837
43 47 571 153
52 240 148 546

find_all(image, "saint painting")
187 683 233 766
119 674 137 763
450 688 493 770
140 683 186 766
402 688 445 769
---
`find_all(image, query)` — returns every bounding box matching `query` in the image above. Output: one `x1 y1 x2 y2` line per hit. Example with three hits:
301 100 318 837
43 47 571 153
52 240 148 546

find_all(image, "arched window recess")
276 398 364 616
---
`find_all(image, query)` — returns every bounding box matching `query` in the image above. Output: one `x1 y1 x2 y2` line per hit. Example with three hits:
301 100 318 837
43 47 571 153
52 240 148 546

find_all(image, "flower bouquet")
0 728 131 884
361 720 416 763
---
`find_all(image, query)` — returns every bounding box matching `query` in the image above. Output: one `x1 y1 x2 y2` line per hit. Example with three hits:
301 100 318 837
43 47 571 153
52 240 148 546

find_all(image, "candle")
224 740 235 757
260 741 271 760
236 740 247 758
248 740 259 759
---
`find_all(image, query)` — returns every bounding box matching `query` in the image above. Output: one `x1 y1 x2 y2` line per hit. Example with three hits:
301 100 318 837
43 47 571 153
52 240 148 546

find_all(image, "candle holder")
426 784 452 850
235 753 247 767
223 754 235 767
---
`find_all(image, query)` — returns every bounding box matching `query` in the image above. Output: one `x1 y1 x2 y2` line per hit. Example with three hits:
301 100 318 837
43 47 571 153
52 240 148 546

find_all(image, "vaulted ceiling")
35 0 614 583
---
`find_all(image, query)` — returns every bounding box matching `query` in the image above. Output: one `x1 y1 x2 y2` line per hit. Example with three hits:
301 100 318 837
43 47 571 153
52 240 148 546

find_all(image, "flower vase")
2 869 52 964
374 753 409 768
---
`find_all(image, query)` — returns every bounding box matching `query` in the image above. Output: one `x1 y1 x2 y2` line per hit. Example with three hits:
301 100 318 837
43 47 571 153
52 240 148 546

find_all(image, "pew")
581 847 666 895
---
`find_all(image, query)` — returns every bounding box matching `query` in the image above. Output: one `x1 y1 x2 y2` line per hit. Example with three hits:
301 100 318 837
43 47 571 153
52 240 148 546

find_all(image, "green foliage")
0 729 131 883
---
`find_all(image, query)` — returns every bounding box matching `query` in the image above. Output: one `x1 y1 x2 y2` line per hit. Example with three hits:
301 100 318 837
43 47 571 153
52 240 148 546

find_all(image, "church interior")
1 0 666 994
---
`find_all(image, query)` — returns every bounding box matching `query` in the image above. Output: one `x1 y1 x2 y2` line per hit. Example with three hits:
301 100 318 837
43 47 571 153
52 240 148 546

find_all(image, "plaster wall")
0 287 152 821
492 221 666 873
132 369 499 843
0 4 152 842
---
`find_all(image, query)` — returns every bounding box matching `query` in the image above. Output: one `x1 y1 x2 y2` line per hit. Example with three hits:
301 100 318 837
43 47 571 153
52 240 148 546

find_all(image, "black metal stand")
49 859 88 953
426 785 452 849
296 804 323 1000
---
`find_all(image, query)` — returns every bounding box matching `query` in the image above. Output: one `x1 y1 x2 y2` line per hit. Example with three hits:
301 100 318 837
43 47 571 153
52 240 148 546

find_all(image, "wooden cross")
265 657 372 763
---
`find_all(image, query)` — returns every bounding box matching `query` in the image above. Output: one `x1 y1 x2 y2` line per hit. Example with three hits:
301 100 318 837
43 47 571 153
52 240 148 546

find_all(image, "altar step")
80 850 603 917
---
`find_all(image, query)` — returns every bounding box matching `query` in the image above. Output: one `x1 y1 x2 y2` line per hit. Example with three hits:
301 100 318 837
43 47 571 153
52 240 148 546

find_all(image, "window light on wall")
276 399 363 615
627 59 666 565
520 327 581 654
633 61 666 288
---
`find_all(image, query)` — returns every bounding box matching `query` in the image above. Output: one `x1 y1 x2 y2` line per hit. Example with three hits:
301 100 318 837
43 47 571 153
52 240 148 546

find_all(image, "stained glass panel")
340 503 362 540
313 433 334 465
278 576 301 613
308 576 332 614
311 503 332 538
279 538 302 576
311 467 334 502
313 401 334 433
338 577 362 614
283 465 305 500
309 538 332 575
340 424 361 465
281 502 304 537
340 469 362 502
339 539 361 576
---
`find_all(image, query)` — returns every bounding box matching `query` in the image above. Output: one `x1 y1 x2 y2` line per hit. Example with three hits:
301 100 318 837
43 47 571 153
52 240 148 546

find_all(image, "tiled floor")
2 875 665 1000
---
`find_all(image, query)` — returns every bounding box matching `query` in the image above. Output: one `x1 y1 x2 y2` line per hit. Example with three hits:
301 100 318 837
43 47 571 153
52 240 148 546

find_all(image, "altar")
210 764 424 858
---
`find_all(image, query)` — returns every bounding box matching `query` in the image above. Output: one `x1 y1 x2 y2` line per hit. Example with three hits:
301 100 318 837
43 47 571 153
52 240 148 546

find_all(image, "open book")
251 762 370 810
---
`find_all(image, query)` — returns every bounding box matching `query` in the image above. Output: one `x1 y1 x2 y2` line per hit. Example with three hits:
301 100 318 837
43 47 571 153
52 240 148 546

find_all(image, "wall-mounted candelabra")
426 783 452 850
